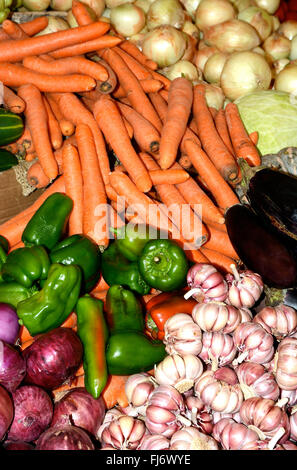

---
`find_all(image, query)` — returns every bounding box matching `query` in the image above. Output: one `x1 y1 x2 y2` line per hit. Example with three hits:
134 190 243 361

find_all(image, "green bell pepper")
105 285 144 333
17 263 82 336
138 239 188 292
101 242 150 296
76 295 109 399
0 282 38 309
0 235 9 254
112 224 163 262
0 235 8 283
2 245 50 288
50 234 101 293
106 330 166 375
22 193 73 250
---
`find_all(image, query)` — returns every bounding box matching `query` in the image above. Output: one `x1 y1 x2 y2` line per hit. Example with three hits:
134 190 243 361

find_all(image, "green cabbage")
235 90 297 156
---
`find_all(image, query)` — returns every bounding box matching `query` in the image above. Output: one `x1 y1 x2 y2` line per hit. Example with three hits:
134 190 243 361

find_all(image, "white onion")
105 0 134 8
274 64 297 95
182 20 200 42
67 10 79 27
79 0 106 16
135 0 155 13
220 51 272 101
273 58 290 74
110 3 146 37
238 6 273 41
272 15 280 31
290 35 297 60
50 0 72 10
102 7 111 18
180 0 202 19
203 51 228 84
193 46 218 72
161 60 202 83
252 46 266 55
23 0 50 10
230 0 254 12
146 0 185 31
195 0 236 32
204 19 261 54
35 16 70 35
129 26 149 46
278 20 297 40
142 25 187 68
263 33 291 61
253 0 280 14
202 81 225 108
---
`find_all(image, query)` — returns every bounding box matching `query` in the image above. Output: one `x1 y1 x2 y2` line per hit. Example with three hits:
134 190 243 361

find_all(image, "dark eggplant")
247 168 297 242
225 204 297 289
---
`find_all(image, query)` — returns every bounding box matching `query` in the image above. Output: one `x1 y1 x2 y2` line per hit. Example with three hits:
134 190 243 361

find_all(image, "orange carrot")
93 95 153 193
20 338 34 351
117 101 160 154
193 85 239 183
200 247 235 274
249 131 259 146
119 40 158 70
94 57 118 94
62 143 84 235
178 154 192 170
112 46 152 80
75 123 109 247
19 325 33 344
43 96 63 150
9 241 25 252
0 21 111 63
101 48 163 132
0 63 96 93
159 77 193 169
50 35 122 59
27 162 50 189
214 108 234 156
91 275 110 292
25 152 37 162
186 249 210 264
3 85 25 114
184 138 239 213
149 91 168 122
151 70 171 90
14 125 34 155
101 374 129 409
209 106 218 119
149 169 190 185
91 289 108 302
204 224 239 259
2 16 49 39
46 93 75 137
18 84 58 180
2 19 29 40
71 0 94 25
206 220 228 233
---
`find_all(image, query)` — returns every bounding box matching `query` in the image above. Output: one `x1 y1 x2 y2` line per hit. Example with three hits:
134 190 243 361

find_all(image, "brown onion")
36 425 94 450
278 20 297 40
236 362 280 400
226 265 264 309
253 304 297 340
263 33 291 61
213 418 259 450
276 337 297 390
185 263 228 303
193 46 219 72
192 302 241 334
204 19 261 53
232 322 274 365
0 384 13 441
170 426 219 450
164 313 203 356
98 415 146 450
199 332 237 369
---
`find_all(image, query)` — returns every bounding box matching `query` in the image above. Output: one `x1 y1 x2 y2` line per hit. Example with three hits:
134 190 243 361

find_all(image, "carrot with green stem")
3 86 25 114
193 84 239 184
184 138 239 213
214 108 235 157
119 40 158 70
62 143 84 236
50 35 122 59
93 95 152 193
18 84 58 181
225 102 261 167
75 123 109 248
43 96 63 150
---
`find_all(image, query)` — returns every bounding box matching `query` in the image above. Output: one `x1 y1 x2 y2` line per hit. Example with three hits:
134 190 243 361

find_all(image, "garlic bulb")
154 354 204 393
164 313 203 356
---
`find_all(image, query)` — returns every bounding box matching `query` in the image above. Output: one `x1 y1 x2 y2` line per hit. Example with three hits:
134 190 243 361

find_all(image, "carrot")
200 247 235 274
3 86 25 114
119 40 158 70
2 19 28 40
189 117 199 135
214 108 234 156
209 106 218 119
94 95 152 193
18 84 58 180
91 275 110 292
151 70 171 90
43 96 63 150
206 220 228 233
0 17 49 41
149 169 190 185
101 48 163 132
159 89 169 101
13 125 34 155
54 92 111 186
62 143 84 235
19 325 33 344
50 35 122 59
249 131 259 146
178 154 192 170
75 123 109 247
184 138 239 213
101 374 129 409
9 241 25 252
193 85 239 183
27 162 51 189
78 56 118 95
185 249 210 264
203 224 239 259
45 93 75 137
71 0 94 25
148 91 168 123
20 338 34 351
0 21 111 63
112 46 152 80
117 101 160 154
0 63 96 93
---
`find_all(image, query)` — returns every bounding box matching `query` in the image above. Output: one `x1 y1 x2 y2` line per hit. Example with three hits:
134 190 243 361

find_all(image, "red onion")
24 328 83 390
236 362 280 401
226 265 264 309
145 385 186 437
98 415 146 450
0 384 13 441
36 425 94 450
290 408 297 441
253 304 297 340
192 302 241 334
199 332 237 369
276 337 297 390
138 434 171 450
0 340 26 393
239 397 290 444
3 440 35 450
51 387 105 437
184 396 214 434
0 303 20 345
7 385 53 442
232 322 274 365
212 418 259 450
185 263 228 303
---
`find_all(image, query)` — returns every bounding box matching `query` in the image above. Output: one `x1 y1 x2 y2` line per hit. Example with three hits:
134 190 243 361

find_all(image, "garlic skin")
253 305 297 340
199 331 237 369
170 426 219 450
98 415 147 450
226 266 264 309
236 362 280 401
125 373 156 415
163 313 203 356
184 395 214 434
185 263 228 303
276 337 297 390
192 301 241 334
154 354 204 393
138 434 171 450
233 322 275 365
213 418 259 450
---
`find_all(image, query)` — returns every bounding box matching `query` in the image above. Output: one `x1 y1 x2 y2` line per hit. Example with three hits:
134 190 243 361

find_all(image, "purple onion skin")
24 328 83 390
0 303 20 345
3 440 35 450
7 385 53 443
36 425 95 450
51 387 105 437
0 340 26 393
0 385 13 441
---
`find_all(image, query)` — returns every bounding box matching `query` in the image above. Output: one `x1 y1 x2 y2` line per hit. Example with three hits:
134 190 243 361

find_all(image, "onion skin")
51 387 105 437
36 425 95 450
24 328 83 390
233 322 274 364
276 337 297 390
213 418 259 450
3 440 35 450
7 385 53 442
236 362 280 401
254 305 297 340
204 19 261 53
0 384 13 441
0 303 20 345
0 340 26 393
